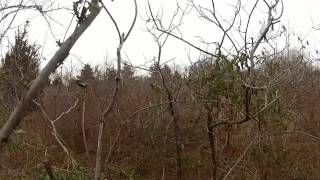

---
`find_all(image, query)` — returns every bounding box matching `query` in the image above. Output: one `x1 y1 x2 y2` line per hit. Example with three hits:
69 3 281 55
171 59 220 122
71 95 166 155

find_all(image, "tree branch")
0 0 101 148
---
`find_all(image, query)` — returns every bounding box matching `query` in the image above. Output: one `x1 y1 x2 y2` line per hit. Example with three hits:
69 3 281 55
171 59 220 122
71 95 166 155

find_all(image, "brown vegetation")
2 40 320 179
2 0 320 180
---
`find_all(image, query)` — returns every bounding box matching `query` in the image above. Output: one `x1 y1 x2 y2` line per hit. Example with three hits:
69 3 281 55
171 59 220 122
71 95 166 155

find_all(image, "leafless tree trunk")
146 3 186 178
94 1 137 179
147 1 284 179
82 100 90 158
0 0 101 148
157 62 183 180
205 104 217 180
94 44 121 180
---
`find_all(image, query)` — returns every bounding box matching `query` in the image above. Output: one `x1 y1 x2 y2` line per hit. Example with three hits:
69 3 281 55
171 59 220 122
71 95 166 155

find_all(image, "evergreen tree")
0 26 40 109
79 64 95 81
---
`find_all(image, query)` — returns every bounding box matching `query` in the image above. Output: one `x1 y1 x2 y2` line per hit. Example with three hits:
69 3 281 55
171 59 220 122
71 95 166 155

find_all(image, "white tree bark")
0 1 101 147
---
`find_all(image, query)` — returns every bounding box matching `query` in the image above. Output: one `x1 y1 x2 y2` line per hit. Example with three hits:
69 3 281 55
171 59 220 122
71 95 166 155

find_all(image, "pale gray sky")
2 0 320 72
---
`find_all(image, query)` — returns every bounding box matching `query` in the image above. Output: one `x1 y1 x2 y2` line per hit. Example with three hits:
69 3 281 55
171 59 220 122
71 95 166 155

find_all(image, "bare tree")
146 3 192 179
147 0 284 178
0 0 101 147
94 0 137 179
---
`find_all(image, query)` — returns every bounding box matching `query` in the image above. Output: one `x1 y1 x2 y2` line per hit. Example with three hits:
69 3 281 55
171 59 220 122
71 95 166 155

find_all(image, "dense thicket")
1 33 320 179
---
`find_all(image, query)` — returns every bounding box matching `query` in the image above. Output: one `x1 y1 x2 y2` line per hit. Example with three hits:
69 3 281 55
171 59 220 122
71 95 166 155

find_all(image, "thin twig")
222 135 258 180
33 99 79 168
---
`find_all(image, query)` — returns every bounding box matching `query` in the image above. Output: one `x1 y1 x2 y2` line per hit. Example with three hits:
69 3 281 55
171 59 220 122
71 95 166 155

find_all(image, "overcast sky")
2 0 320 73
